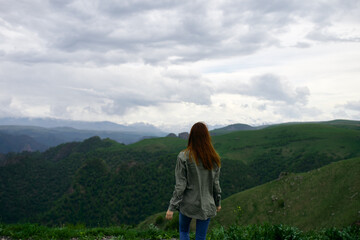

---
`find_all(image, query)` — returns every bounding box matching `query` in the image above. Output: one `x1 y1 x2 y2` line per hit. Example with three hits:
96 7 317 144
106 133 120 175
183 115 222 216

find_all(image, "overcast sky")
1 0 360 132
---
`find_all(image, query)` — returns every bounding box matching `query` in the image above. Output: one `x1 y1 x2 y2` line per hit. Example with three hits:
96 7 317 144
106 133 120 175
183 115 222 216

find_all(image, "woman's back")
175 151 220 220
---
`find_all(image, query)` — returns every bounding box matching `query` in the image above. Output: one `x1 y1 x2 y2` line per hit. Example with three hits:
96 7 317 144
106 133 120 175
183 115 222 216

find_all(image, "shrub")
208 224 360 240
155 215 164 225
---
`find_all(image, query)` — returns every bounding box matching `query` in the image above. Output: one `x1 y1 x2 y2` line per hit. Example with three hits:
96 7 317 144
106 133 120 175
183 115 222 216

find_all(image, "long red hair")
186 122 221 170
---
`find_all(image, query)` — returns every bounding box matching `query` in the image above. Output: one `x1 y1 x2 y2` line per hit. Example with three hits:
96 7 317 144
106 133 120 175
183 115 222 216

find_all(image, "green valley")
0 121 359 229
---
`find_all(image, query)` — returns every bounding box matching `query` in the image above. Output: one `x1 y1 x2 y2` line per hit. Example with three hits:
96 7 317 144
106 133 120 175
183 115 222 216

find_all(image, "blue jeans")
179 212 211 240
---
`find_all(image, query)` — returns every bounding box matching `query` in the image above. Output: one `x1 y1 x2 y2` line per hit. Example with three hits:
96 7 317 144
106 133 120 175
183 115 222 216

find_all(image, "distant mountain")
0 117 164 134
0 125 166 153
210 123 259 135
165 132 189 140
266 119 360 131
210 119 360 136
0 117 167 153
322 119 360 130
0 132 47 153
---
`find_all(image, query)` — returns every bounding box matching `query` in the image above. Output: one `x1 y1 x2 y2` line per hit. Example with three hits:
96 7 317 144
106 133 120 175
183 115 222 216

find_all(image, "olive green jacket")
168 151 221 220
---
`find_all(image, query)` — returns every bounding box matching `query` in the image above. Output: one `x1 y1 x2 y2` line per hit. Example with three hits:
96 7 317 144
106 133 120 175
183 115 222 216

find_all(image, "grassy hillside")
212 123 360 195
213 123 359 165
214 157 360 230
323 119 360 131
139 157 360 231
210 123 257 135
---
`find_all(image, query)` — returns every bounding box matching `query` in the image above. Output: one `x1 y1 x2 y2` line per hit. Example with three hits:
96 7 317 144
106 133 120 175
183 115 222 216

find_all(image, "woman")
166 122 221 240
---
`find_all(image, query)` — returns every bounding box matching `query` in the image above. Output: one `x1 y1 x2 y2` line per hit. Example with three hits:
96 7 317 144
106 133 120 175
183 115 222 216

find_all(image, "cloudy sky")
1 0 360 132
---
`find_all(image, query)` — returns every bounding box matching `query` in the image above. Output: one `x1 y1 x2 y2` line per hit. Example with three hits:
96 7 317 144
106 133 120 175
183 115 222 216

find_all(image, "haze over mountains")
0 117 163 132
0 117 167 153
0 117 258 153
1 117 358 154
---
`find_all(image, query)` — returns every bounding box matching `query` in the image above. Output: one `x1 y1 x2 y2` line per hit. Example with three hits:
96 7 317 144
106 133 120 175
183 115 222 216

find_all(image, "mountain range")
0 117 167 153
0 117 263 153
0 117 163 132
2 117 357 154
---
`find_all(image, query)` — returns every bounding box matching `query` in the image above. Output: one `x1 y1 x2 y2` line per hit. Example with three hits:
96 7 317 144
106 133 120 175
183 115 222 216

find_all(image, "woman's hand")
217 206 221 212
165 210 174 220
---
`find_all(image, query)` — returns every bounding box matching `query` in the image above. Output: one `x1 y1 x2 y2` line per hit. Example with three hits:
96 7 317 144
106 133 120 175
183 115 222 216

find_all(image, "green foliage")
0 223 179 240
164 213 179 231
208 223 360 240
1 223 358 240
138 212 180 232
234 206 243 224
320 226 360 240
155 215 164 225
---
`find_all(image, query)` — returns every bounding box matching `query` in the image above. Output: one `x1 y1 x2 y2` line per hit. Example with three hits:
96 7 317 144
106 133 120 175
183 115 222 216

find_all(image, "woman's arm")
213 167 222 208
167 153 187 215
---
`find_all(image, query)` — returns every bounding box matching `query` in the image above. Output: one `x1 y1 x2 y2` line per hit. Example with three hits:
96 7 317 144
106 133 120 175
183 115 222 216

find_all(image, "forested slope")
1 123 359 226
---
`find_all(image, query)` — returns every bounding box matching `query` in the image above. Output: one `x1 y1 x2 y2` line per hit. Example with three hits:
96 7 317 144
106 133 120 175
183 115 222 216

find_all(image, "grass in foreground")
1 223 359 240
208 223 360 240
0 223 177 240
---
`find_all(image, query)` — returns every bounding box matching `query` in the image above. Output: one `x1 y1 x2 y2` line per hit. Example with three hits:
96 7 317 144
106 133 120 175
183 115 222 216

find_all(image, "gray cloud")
98 0 182 17
219 74 310 105
0 0 359 128
273 104 322 119
254 103 267 111
0 95 13 118
160 69 213 105
307 28 360 43
343 100 360 111
294 42 311 48
246 74 310 104
0 61 214 119
1 0 358 65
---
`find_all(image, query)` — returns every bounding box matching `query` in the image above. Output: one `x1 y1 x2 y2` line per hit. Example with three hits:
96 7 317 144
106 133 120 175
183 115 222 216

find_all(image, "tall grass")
208 223 360 240
1 223 359 240
0 223 177 240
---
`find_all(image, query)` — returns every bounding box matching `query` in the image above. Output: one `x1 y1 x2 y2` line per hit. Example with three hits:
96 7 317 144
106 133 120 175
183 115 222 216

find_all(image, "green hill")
213 123 359 165
215 157 360 230
322 119 360 131
139 157 360 231
210 123 257 135
1 123 360 227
